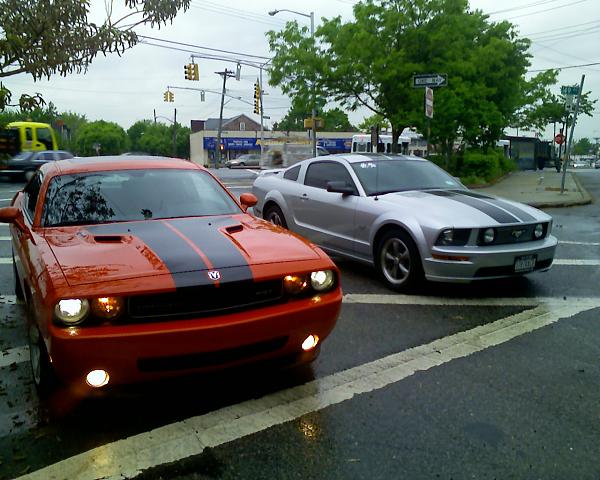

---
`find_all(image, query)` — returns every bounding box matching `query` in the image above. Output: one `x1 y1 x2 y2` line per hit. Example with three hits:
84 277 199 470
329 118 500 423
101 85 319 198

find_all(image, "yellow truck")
0 121 58 155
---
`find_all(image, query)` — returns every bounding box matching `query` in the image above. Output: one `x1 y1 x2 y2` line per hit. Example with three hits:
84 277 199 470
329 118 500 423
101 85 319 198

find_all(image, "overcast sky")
4 0 600 141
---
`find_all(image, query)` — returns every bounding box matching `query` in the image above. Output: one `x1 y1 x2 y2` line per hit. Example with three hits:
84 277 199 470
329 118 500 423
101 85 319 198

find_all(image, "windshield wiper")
50 219 123 227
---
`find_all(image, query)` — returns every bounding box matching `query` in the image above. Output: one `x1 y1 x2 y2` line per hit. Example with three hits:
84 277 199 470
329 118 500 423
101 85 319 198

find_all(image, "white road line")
559 240 600 246
0 236 10 241
553 259 600 266
244 169 260 175
0 198 12 202
0 258 11 264
17 299 600 480
342 294 599 306
0 346 29 368
0 295 18 304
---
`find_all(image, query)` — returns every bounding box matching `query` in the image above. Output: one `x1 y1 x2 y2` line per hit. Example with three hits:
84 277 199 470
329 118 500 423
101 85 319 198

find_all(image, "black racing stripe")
87 222 213 289
167 217 253 284
453 190 537 222
428 190 520 224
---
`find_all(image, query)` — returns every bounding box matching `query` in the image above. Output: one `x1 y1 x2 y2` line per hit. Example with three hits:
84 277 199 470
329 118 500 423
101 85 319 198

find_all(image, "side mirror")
326 181 355 195
0 206 26 232
239 193 258 212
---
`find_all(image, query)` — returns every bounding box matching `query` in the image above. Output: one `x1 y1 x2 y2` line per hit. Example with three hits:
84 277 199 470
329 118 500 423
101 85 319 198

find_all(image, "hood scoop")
225 224 244 234
93 235 125 243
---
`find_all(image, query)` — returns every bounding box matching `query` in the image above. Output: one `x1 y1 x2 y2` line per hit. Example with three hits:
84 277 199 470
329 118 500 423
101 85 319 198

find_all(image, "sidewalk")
474 170 593 208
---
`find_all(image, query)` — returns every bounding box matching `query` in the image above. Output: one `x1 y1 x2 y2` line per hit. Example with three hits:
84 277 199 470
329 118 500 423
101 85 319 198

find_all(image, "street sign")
561 85 579 96
554 133 565 145
425 87 434 118
413 73 448 88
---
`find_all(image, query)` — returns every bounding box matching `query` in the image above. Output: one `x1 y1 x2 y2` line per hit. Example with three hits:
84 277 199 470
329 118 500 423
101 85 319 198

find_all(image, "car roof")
42 155 199 176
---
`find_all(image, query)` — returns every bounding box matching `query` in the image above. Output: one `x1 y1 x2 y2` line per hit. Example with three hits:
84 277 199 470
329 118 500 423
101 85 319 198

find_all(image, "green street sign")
561 85 579 95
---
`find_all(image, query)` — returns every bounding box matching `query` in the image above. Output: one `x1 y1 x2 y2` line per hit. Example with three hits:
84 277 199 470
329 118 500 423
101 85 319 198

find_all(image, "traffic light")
168 91 174 102
163 90 174 102
163 91 169 102
253 80 261 115
184 63 199 81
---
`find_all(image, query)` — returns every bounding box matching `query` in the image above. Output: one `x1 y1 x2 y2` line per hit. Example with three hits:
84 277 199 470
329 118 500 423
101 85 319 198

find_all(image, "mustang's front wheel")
264 204 288 228
376 229 423 291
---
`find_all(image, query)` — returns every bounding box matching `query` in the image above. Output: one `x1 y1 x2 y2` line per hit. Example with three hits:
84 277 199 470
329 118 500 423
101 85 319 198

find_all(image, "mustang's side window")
305 162 356 192
283 165 301 182
23 171 42 221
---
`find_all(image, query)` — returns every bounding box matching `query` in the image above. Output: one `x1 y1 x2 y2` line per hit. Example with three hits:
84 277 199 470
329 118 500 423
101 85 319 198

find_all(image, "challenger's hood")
378 189 547 226
45 215 320 286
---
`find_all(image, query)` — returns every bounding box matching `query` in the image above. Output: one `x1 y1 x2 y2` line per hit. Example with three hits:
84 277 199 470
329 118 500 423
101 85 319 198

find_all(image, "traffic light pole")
215 69 235 168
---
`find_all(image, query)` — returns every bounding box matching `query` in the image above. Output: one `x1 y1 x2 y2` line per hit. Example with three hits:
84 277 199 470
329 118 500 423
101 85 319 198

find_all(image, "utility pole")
215 69 235 168
153 109 157 125
173 108 177 158
310 11 317 158
561 74 585 194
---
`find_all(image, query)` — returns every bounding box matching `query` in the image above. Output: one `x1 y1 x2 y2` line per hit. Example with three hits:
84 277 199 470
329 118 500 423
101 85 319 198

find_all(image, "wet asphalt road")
0 169 599 479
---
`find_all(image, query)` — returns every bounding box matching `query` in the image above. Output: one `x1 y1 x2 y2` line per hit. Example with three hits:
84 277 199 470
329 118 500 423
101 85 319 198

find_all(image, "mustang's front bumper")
47 289 341 389
423 235 558 283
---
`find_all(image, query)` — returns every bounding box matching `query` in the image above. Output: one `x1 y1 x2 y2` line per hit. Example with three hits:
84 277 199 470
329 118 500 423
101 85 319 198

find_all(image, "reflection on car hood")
378 189 547 226
45 215 320 286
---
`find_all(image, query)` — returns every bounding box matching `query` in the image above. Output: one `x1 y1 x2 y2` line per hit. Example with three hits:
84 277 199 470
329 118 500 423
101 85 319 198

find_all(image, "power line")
189 2 288 28
528 61 600 72
506 0 588 20
522 18 600 38
486 0 563 15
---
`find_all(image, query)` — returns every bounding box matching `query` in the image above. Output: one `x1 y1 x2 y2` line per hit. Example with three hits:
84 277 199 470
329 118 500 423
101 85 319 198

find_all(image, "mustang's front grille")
137 336 289 372
477 223 549 246
127 279 283 321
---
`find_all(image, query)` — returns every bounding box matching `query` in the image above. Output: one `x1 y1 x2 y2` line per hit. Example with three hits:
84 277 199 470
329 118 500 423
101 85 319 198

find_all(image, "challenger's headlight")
284 275 309 295
91 297 124 320
310 270 335 292
54 299 90 325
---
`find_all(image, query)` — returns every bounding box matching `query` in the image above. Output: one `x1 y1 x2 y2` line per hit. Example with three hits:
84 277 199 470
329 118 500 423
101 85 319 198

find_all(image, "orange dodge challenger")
0 156 341 395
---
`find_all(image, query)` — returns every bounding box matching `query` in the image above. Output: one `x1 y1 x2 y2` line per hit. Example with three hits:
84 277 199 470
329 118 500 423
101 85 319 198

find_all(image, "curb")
466 171 513 190
526 173 594 209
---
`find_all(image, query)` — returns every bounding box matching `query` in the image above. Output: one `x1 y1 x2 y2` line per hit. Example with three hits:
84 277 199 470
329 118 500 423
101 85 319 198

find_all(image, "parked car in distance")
571 160 587 168
594 160 600 169
226 154 261 168
252 153 558 291
0 156 341 396
1 150 74 182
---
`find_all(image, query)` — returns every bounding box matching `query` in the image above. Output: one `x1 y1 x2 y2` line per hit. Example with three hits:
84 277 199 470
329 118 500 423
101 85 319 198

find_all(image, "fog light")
86 369 110 388
301 334 319 351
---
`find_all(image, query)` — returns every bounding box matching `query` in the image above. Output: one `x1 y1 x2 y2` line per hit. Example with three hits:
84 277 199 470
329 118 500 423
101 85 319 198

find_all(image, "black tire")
12 255 24 301
263 204 288 228
239 162 245 167
28 323 56 397
375 229 423 291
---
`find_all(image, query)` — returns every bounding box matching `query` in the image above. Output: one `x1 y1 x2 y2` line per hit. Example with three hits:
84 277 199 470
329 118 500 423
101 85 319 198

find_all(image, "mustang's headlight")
91 297 124 320
534 223 544 239
310 270 335 292
54 299 90 325
284 274 309 295
435 228 471 246
483 228 495 244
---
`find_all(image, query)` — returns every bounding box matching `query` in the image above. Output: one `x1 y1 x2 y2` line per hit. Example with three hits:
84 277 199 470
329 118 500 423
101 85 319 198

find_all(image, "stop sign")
554 133 565 145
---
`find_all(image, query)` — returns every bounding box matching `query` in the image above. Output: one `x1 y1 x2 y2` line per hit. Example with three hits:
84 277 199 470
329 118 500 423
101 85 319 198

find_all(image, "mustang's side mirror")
239 193 258 212
0 206 27 233
326 181 355 195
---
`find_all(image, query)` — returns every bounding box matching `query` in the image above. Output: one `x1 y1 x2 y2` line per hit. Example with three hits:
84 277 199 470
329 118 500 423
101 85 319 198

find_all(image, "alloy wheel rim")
268 211 282 226
381 237 411 285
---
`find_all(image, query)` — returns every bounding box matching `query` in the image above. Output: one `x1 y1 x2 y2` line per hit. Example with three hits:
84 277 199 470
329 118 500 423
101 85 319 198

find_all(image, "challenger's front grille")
137 336 289 372
127 279 283 320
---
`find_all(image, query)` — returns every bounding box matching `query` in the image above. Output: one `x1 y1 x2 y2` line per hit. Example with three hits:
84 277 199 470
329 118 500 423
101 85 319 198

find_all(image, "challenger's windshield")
351 159 465 196
42 169 240 227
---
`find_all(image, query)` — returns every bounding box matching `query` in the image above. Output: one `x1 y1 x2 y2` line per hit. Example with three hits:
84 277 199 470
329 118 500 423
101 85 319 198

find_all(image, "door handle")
300 193 309 201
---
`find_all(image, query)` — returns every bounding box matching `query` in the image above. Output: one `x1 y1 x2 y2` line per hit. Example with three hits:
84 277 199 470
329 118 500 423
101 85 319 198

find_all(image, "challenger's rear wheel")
264 205 287 228
376 229 423 291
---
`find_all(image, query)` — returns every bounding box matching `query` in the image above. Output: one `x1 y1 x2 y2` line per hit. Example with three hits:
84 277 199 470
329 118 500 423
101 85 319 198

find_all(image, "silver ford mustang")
252 154 558 291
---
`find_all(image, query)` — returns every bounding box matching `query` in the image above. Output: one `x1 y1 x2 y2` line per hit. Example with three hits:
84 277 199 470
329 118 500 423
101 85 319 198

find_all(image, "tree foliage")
268 0 533 159
127 120 191 158
74 120 130 156
276 96 356 132
573 137 593 156
358 113 391 132
0 0 190 110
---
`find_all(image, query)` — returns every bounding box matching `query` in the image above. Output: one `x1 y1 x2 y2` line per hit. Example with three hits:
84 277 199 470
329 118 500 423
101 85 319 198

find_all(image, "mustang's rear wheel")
264 205 288 228
376 229 423 291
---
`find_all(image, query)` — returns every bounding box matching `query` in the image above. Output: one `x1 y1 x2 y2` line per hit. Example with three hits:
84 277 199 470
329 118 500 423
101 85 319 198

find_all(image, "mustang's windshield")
42 169 241 227
351 159 465 196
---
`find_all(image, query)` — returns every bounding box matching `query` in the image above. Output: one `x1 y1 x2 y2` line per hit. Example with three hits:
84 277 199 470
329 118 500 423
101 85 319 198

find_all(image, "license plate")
514 255 537 273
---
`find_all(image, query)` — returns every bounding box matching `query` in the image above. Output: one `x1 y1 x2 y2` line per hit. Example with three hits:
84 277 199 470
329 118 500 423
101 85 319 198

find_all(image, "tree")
573 137 593 156
127 120 191 158
277 96 355 132
74 120 130 156
0 0 190 111
268 0 532 161
358 114 391 133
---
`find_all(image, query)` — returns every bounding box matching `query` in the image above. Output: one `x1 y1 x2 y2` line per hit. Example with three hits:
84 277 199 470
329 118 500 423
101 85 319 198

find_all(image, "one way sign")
413 73 448 88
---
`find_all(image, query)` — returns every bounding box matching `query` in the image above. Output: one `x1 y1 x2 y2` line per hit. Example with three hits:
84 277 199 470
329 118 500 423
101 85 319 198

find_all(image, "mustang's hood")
45 216 320 286
379 189 546 226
